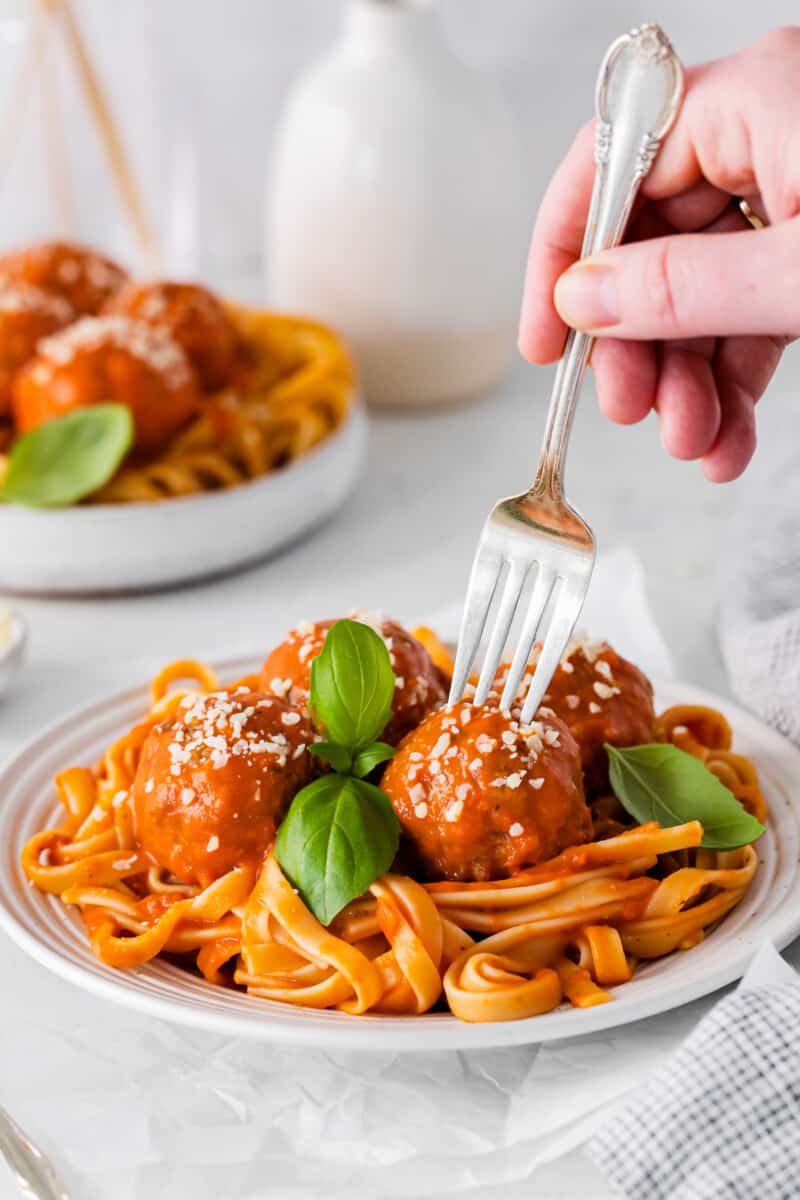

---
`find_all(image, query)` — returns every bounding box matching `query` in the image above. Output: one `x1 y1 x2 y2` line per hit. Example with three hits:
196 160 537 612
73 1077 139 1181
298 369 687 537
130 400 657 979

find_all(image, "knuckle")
643 241 683 330
753 25 800 58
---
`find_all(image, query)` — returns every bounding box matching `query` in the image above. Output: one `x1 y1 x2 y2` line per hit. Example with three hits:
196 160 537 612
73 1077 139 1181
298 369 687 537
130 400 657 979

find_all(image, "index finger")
517 120 596 364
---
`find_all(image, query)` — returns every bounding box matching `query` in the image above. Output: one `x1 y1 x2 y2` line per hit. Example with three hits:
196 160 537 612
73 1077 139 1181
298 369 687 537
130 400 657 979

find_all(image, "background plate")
0 655 798 1050
0 403 367 595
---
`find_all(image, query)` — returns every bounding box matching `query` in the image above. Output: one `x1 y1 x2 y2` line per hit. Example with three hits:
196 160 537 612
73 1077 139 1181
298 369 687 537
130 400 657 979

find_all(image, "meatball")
132 689 314 888
381 704 591 882
12 315 200 453
105 281 240 391
496 638 655 794
0 282 73 415
259 612 448 745
0 241 126 315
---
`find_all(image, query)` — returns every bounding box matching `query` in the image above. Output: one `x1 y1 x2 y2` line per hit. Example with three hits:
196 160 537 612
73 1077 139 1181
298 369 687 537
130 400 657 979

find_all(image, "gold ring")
735 197 767 229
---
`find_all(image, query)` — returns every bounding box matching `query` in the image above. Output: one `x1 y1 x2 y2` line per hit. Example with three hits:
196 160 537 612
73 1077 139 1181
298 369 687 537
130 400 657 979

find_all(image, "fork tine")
448 544 503 705
519 576 586 724
499 564 556 712
473 559 529 705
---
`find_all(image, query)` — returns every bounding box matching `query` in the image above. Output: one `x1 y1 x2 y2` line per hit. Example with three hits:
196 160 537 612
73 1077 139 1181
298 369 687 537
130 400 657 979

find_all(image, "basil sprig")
275 619 400 925
310 618 395 755
1 404 134 507
351 741 396 778
312 739 396 778
275 775 399 925
606 743 765 850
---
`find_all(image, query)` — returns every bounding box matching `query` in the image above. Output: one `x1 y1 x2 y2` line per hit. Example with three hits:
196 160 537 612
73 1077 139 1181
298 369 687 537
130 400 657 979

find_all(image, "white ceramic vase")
265 0 529 408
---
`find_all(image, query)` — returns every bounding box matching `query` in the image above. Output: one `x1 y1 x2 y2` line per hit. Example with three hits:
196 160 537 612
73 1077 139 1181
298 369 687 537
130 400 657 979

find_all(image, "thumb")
553 220 800 340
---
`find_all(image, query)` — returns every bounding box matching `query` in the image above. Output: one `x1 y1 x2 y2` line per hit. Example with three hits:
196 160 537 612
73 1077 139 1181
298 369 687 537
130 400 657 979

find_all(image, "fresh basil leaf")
275 773 400 925
352 742 395 779
1 404 134 507
311 742 353 773
606 743 766 850
309 618 395 750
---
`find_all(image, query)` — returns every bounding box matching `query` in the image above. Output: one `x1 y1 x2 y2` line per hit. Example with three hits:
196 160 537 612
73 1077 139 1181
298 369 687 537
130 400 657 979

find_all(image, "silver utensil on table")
449 24 684 723
0 1106 70 1200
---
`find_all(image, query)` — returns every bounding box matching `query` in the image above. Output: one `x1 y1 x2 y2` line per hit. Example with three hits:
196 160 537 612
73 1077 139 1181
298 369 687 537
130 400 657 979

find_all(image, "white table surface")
1 350 798 1200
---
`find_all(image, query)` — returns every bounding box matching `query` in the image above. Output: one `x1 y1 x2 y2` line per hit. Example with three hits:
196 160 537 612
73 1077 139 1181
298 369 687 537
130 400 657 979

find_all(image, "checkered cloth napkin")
719 445 800 747
588 949 800 1198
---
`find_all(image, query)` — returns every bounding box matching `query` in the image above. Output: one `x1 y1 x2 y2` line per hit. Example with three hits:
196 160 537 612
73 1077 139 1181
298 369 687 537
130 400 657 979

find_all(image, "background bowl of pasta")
0 241 365 593
1 618 800 1051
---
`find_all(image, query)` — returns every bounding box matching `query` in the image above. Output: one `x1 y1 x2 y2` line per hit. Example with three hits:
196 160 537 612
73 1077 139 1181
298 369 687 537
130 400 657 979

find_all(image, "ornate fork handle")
532 24 684 500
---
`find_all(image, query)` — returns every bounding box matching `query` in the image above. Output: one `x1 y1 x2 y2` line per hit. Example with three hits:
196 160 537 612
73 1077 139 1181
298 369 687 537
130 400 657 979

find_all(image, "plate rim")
1 656 799 1050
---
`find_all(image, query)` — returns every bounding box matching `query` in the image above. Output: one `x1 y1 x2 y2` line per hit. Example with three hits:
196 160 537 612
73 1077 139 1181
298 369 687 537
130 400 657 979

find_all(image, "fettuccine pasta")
22 647 766 1024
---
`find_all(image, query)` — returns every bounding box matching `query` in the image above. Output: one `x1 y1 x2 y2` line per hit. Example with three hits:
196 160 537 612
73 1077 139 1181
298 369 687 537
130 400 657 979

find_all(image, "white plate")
0 404 367 595
1 657 798 1050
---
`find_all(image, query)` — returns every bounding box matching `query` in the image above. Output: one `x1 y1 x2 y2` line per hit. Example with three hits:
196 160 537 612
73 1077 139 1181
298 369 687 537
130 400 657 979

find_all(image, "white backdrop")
2 0 797 282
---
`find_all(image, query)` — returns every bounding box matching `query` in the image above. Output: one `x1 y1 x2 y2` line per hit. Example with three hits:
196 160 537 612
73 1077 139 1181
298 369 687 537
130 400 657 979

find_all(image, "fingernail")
554 263 620 330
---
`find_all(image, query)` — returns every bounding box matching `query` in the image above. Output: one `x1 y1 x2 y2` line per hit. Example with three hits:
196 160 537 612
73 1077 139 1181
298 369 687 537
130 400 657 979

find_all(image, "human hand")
518 28 800 481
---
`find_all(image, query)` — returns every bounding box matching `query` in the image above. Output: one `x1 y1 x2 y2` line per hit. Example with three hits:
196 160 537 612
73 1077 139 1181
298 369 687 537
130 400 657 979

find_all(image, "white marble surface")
1 352 799 1200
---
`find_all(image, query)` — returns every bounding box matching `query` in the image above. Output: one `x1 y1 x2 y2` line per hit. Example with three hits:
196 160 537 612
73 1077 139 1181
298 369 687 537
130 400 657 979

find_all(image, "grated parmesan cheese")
34 315 192 390
0 281 72 320
430 733 451 758
444 799 463 822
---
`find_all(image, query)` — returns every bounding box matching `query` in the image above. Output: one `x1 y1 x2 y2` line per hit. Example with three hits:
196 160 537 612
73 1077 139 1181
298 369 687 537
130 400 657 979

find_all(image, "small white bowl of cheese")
0 607 26 699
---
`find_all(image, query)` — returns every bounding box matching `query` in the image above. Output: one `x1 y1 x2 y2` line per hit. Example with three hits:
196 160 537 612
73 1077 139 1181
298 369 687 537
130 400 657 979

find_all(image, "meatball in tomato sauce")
0 282 73 415
132 689 313 888
381 704 591 882
0 241 126 315
259 612 448 744
105 281 240 391
497 638 655 794
12 315 200 453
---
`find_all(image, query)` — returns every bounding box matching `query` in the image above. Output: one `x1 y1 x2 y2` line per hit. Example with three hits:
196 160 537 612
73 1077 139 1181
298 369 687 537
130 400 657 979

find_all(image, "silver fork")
0 1105 70 1200
449 24 684 725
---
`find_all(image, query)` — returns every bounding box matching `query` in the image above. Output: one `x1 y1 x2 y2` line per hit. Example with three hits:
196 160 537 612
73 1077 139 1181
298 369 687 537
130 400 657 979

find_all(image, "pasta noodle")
21 658 767 1024
91 310 354 503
